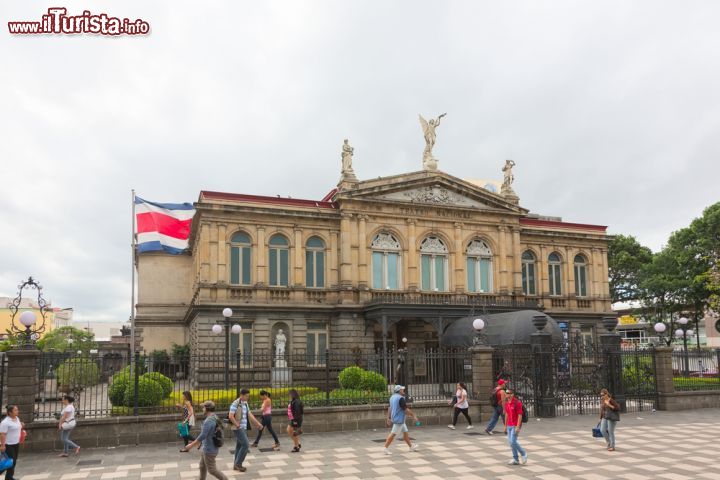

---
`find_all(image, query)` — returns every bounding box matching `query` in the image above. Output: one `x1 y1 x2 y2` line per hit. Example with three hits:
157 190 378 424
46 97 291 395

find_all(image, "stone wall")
23 401 481 452
657 391 720 411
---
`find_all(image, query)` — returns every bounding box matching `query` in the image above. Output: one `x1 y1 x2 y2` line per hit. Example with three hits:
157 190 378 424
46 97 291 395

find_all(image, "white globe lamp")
19 311 37 327
686 329 694 337
211 324 222 335
231 324 242 335
653 322 666 334
472 318 485 331
674 328 684 338
222 308 233 318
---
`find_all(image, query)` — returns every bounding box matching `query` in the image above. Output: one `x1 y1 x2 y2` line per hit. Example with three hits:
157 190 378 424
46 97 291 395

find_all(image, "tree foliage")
608 234 653 303
36 326 97 353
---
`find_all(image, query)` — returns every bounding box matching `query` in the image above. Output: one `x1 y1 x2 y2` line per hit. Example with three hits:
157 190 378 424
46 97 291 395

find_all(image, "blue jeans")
485 405 505 432
60 428 80 454
233 429 249 467
600 418 617 448
507 426 526 461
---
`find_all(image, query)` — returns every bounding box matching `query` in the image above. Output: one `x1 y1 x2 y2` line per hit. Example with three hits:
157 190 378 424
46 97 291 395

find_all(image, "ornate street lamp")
472 318 487 346
676 316 692 376
212 307 241 389
653 322 667 345
9 277 50 349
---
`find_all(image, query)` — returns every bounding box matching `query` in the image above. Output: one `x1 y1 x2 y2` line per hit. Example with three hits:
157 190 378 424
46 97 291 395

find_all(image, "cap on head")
202 400 216 411
497 379 505 386
394 385 405 393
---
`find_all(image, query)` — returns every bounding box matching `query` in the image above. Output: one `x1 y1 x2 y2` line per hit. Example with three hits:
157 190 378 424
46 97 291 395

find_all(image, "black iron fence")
672 349 720 391
0 353 7 413
32 348 472 421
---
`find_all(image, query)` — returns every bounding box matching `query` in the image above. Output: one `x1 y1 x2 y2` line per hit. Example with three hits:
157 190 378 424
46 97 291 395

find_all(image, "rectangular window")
421 255 431 290
306 322 328 366
316 252 324 287
522 263 536 295
231 247 240 284
372 252 383 289
387 253 399 289
434 256 445 291
479 258 490 292
467 258 476 292
269 249 277 286
230 322 253 367
305 251 314 287
279 249 289 286
241 247 251 285
550 265 562 296
575 265 587 297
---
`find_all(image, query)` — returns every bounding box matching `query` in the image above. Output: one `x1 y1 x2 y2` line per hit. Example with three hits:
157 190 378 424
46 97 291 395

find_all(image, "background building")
0 297 61 340
136 161 613 356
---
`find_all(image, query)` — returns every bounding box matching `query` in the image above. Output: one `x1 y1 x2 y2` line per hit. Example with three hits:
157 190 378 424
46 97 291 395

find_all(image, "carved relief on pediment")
377 186 481 207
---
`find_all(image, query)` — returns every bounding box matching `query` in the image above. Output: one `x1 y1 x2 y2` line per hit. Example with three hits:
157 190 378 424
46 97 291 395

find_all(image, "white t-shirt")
62 404 76 423
455 388 469 409
0 416 21 445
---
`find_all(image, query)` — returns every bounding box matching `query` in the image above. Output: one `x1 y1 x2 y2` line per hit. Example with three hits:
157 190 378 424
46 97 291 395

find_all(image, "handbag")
0 452 13 470
177 422 189 437
605 408 620 422
592 422 603 438
61 419 76 431
449 396 458 407
19 429 27 445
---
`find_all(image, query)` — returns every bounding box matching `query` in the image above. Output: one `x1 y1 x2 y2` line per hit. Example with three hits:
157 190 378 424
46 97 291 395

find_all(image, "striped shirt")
229 399 249 430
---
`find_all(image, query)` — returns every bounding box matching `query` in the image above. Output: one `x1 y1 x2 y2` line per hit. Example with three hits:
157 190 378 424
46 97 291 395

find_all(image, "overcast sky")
1 1 719 323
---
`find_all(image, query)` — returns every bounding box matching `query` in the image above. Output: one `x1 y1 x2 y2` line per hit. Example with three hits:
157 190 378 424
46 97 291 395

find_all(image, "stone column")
453 223 464 292
358 216 368 289
653 346 675 410
199 222 210 282
330 231 339 287
590 247 601 299
511 227 522 294
256 226 266 285
217 224 227 283
406 219 417 290
6 349 41 424
340 213 352 287
530 315 556 417
294 227 303 286
470 345 494 421
497 225 508 294
599 318 626 411
209 224 219 283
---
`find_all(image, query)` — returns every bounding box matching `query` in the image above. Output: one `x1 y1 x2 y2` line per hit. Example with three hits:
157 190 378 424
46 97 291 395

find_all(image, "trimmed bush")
123 376 164 408
338 366 364 390
108 374 130 405
359 370 387 392
163 386 320 410
118 363 146 377
57 357 100 390
142 372 173 398
304 389 388 406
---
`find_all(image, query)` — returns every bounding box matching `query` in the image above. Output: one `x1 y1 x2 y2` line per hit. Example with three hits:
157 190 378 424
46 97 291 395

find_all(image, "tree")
608 234 653 303
36 326 97 353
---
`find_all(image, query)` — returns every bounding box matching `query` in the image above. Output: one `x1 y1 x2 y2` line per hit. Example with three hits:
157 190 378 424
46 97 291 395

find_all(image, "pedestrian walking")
504 388 527 465
447 382 473 429
599 388 621 451
229 389 263 472
251 390 280 450
180 401 228 480
57 395 80 457
383 385 419 455
0 405 23 480
286 389 304 453
176 391 196 446
485 379 507 435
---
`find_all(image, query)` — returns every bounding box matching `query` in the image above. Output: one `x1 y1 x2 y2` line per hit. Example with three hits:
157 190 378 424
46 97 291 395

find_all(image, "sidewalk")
15 408 720 479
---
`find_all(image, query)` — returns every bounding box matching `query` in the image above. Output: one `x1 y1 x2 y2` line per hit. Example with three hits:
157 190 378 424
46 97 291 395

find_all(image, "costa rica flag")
135 196 196 254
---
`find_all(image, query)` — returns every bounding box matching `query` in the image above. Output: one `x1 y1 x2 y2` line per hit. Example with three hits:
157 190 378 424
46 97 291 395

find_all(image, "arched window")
305 236 325 288
269 234 290 287
521 250 536 295
230 232 252 285
548 252 562 296
371 233 401 289
420 236 448 292
574 254 588 297
466 240 493 293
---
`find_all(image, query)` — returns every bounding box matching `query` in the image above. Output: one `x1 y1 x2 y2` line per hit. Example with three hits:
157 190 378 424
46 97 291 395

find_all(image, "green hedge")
108 374 131 405
304 389 388 406
57 357 100 390
142 372 173 398
338 366 387 392
123 376 164 408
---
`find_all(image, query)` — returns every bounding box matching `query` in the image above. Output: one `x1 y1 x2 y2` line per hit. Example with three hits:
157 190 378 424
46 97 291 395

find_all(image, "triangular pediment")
336 170 527 214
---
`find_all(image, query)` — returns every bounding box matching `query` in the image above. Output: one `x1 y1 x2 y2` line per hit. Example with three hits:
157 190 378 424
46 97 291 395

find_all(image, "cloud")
1 0 718 320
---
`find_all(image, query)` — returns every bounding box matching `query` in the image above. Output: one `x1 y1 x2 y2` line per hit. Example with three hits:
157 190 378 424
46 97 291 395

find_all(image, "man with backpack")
484 379 507 435
503 388 528 466
180 401 228 480
229 389 263 472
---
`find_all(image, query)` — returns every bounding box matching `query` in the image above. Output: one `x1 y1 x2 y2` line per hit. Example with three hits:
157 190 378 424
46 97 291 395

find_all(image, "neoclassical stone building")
136 164 611 357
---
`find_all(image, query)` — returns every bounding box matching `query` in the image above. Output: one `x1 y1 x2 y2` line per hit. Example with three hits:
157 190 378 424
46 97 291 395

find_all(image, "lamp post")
212 308 241 389
472 318 487 346
675 317 693 377
653 322 667 345
9 277 50 349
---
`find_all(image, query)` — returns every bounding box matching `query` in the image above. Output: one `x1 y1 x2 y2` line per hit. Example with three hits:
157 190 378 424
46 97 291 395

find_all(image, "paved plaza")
15 408 720 480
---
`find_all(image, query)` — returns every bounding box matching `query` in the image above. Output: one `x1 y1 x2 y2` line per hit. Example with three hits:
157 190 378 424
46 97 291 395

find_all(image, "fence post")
325 349 330 406
6 349 41 424
530 329 555 418
469 344 494 422
133 351 140 416
653 346 675 410
236 349 241 399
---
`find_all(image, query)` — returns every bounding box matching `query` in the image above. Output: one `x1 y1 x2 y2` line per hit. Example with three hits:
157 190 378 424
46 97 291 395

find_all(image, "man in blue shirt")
180 401 228 480
229 389 263 472
383 385 419 455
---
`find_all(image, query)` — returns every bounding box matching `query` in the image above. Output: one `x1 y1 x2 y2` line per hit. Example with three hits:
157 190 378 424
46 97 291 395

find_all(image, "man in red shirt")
484 379 507 435
503 389 527 465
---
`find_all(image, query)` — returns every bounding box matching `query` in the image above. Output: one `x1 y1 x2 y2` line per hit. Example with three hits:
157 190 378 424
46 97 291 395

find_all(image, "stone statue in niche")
275 329 287 359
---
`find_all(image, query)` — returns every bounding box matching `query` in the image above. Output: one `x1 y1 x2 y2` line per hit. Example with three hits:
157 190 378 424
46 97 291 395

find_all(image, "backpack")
211 416 223 448
490 389 499 407
521 403 528 423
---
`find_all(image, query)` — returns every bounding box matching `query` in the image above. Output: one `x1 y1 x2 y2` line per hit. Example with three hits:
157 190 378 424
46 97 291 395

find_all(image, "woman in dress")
599 388 621 451
58 395 81 457
286 389 304 453
176 391 196 446
252 390 279 450
0 405 23 480
448 382 473 430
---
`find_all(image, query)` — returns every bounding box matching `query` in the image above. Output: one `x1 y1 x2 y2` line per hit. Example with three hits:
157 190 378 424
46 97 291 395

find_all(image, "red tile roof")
200 191 337 209
520 217 607 232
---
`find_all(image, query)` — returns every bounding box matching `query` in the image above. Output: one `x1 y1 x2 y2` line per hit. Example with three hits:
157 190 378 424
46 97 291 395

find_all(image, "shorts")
390 422 408 434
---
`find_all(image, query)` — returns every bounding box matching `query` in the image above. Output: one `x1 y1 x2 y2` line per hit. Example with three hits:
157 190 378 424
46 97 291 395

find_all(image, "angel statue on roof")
419 113 447 171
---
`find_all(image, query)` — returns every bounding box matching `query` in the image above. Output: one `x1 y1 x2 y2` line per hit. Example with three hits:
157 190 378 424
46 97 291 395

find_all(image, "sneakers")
447 424 456 430
383 447 391 455
521 455 528 465
484 429 494 435
410 444 419 452
507 459 520 465
467 425 474 430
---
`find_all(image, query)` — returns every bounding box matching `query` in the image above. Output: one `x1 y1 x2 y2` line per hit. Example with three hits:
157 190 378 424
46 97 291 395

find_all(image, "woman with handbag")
447 382 473 430
286 389 304 453
599 388 621 451
0 405 24 480
175 391 196 446
58 395 80 457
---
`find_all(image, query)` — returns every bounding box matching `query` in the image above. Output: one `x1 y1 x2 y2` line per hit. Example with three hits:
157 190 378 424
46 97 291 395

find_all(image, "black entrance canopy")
440 310 564 347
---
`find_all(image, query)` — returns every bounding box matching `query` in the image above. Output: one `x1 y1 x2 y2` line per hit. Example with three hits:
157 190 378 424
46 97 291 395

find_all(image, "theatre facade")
135 164 612 357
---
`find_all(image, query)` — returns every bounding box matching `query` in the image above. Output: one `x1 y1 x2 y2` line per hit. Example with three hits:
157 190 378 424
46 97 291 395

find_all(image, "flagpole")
130 189 137 360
